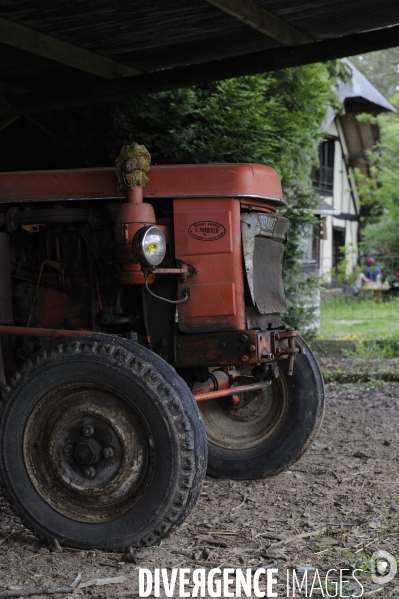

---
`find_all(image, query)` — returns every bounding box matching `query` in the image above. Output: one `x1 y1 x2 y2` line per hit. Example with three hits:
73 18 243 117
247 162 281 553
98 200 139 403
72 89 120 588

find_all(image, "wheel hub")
53 414 125 488
199 372 289 450
23 383 155 523
73 436 103 465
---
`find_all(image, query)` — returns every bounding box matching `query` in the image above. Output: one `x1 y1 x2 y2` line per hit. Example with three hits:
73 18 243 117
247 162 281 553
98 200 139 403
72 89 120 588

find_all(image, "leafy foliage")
350 48 399 99
1 63 339 334
354 99 399 279
279 183 320 333
111 64 337 334
111 65 333 185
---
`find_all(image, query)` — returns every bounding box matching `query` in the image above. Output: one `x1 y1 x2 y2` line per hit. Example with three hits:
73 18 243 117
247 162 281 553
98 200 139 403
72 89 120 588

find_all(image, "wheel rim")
23 382 155 523
199 372 289 450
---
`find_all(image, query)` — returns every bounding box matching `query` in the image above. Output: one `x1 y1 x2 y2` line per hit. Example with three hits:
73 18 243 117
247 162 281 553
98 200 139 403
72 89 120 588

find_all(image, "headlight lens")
133 225 166 267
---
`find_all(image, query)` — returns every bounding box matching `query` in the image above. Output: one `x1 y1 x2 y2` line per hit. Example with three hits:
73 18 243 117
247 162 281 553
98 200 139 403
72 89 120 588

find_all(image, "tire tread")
0 334 207 551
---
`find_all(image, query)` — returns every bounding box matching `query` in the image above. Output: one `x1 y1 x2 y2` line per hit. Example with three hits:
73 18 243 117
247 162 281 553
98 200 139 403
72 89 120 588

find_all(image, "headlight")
132 225 166 267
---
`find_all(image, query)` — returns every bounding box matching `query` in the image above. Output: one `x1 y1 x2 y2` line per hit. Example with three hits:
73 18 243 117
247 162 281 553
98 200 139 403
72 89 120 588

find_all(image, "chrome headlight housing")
133 225 166 267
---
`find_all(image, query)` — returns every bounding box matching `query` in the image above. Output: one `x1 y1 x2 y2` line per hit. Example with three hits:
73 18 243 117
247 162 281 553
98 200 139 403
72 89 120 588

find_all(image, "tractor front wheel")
0 335 207 551
199 336 324 480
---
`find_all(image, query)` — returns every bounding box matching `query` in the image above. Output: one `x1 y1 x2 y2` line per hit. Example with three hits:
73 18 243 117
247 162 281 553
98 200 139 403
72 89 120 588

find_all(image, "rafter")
4 25 399 118
0 17 141 79
0 97 17 132
205 0 313 45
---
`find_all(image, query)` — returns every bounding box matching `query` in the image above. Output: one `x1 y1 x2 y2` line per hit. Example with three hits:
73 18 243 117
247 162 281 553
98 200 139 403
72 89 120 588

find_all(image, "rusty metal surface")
152 265 190 275
175 330 258 367
287 334 296 376
275 330 297 340
194 380 271 401
245 307 282 330
174 198 246 333
0 325 91 338
257 330 298 364
0 164 283 205
33 274 93 330
256 331 274 363
0 161 299 388
191 369 230 396
175 328 298 368
0 208 92 232
114 186 157 285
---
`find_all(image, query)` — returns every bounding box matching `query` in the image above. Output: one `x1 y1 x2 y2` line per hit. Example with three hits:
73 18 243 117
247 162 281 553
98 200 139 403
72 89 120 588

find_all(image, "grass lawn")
320 294 399 338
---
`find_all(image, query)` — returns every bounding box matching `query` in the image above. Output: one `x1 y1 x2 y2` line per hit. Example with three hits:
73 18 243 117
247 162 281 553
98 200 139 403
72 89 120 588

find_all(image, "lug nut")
83 467 95 478
82 425 94 437
103 447 114 459
240 334 249 342
63 445 73 456
248 344 256 353
241 355 249 363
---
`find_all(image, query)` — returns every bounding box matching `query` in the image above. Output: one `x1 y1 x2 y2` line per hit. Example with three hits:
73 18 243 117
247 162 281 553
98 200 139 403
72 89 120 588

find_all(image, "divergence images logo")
188 221 226 241
370 550 397 585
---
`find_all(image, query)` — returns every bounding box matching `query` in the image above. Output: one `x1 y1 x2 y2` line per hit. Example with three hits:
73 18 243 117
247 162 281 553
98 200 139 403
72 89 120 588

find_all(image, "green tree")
349 48 399 99
110 64 337 333
111 66 332 185
1 63 338 333
355 96 399 280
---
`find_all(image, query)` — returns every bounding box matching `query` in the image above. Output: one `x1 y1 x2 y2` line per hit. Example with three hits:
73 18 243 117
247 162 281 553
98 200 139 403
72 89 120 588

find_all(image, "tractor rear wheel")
0 335 207 551
199 336 324 480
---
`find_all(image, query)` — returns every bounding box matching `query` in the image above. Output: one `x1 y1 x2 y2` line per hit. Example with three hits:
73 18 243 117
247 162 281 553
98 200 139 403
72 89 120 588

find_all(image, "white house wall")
319 118 359 282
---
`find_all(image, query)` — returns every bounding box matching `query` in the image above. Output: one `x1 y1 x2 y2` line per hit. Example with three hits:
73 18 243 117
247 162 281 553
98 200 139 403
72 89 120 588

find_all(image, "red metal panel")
0 168 120 203
0 164 283 204
0 325 90 338
174 198 245 333
145 164 283 202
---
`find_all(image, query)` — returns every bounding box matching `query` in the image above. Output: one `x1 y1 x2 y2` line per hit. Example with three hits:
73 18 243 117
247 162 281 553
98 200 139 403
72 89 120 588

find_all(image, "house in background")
312 60 395 282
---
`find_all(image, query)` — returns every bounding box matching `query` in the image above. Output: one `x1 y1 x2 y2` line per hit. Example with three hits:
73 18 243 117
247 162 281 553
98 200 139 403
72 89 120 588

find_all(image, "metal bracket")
256 328 299 375
151 261 198 282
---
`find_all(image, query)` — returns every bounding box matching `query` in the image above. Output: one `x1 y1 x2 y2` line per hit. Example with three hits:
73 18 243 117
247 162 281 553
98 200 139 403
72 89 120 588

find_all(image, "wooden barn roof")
1 0 398 127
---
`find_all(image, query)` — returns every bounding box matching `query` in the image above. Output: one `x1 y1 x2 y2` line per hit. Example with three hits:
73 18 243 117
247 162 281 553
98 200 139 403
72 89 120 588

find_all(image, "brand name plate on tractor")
188 221 226 241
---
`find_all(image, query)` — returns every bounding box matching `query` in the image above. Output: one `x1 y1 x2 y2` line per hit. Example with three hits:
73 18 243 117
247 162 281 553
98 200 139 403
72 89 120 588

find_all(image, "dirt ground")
0 358 398 598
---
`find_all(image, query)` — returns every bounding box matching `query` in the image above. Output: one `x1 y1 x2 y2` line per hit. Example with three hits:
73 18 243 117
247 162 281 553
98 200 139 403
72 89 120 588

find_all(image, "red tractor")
0 144 324 550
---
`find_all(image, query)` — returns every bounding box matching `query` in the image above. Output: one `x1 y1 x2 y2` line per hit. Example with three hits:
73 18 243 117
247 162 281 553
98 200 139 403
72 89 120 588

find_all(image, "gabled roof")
340 59 396 112
323 59 396 130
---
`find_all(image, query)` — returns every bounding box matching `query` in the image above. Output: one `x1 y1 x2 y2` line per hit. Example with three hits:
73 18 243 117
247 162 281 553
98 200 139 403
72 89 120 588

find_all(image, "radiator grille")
241 211 288 314
253 237 287 314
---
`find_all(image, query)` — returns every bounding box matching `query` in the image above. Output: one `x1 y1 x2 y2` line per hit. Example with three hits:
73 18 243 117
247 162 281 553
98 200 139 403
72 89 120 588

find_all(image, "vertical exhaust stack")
114 143 156 285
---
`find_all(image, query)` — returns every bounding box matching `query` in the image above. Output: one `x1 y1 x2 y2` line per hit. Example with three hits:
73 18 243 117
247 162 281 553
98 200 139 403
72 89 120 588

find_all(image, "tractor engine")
0 145 324 552
0 146 296 383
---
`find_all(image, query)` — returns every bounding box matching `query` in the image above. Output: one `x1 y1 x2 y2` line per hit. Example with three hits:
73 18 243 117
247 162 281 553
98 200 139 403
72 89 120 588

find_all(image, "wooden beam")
0 16 141 78
0 81 27 94
0 96 17 132
205 0 313 45
0 115 17 132
5 24 399 117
